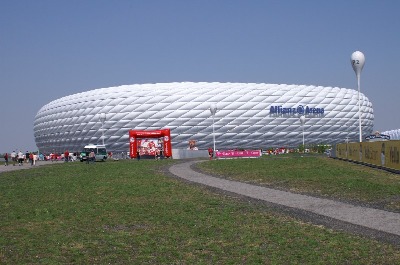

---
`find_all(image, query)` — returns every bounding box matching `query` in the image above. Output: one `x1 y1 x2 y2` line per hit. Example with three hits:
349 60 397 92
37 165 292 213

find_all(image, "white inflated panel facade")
382 129 400 140
34 82 374 153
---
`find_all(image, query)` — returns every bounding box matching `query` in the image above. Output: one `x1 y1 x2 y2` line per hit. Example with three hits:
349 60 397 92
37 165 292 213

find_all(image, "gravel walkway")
169 160 400 245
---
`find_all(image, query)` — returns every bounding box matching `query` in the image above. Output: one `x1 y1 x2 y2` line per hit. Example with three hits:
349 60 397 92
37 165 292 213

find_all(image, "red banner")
129 129 172 158
215 150 261 158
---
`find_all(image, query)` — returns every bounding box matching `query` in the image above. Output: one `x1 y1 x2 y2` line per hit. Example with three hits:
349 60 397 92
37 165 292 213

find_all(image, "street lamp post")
99 113 106 146
351 51 365 143
299 115 306 152
209 104 218 152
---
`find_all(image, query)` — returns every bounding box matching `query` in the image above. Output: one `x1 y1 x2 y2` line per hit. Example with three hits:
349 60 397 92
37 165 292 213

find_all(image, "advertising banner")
137 139 159 156
129 129 172 158
335 140 400 171
362 142 382 166
385 140 400 170
347 142 363 162
215 150 261 158
335 143 347 160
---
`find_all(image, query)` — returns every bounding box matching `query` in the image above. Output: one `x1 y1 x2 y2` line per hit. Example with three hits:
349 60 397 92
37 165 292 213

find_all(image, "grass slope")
0 159 399 264
197 155 400 211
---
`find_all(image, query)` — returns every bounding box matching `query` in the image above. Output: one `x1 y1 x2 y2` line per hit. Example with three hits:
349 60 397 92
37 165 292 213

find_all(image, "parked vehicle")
80 144 107 162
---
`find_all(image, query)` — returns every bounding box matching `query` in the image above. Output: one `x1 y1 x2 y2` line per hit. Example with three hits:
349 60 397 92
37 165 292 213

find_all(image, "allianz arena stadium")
382 129 400 140
33 82 374 153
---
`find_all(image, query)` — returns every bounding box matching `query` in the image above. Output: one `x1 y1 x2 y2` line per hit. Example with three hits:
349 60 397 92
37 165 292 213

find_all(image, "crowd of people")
3 142 218 166
2 150 83 166
2 151 40 166
2 149 120 166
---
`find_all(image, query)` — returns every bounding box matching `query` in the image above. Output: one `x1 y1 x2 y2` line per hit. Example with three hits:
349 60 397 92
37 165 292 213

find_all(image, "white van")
80 144 107 162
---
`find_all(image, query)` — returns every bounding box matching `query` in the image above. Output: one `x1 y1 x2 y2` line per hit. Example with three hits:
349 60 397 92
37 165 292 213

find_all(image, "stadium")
382 129 400 140
33 82 374 153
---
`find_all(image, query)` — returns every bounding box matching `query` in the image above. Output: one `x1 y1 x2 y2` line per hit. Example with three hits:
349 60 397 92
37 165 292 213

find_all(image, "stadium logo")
269 105 324 116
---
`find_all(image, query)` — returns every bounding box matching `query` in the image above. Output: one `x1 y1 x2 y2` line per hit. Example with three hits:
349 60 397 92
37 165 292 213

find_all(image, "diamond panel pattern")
382 129 400 140
34 82 374 153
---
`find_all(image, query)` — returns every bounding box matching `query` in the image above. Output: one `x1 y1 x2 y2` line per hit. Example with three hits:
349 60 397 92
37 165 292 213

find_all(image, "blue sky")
1 0 399 152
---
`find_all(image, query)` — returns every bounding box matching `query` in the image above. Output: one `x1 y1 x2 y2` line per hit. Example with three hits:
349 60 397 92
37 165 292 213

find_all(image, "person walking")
155 148 160 161
64 150 69 162
87 151 94 164
18 151 24 166
4 153 8 166
29 153 34 166
208 147 214 160
11 151 16 166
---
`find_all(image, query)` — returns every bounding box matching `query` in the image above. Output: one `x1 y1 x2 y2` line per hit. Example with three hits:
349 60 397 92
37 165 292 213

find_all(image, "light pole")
351 51 365 143
209 103 217 152
99 113 106 146
299 115 305 152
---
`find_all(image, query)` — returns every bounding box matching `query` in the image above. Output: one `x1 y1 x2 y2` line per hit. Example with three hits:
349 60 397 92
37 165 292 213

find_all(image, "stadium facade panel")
382 129 400 140
34 82 374 153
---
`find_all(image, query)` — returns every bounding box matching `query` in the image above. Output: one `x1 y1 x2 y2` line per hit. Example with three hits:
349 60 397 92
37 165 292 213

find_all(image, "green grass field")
198 154 400 212
1 158 400 264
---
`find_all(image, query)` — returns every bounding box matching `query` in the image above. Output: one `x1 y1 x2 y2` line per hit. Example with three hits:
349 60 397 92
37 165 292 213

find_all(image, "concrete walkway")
0 160 63 173
169 160 400 238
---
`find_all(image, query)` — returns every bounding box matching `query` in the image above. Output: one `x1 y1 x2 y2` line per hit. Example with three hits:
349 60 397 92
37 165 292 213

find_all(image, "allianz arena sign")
270 105 325 116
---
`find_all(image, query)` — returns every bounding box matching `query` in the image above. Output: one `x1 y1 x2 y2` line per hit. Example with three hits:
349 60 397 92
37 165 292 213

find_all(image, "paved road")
169 160 400 243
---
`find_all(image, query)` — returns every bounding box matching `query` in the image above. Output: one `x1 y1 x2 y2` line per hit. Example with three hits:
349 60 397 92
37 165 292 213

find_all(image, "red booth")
129 129 172 158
